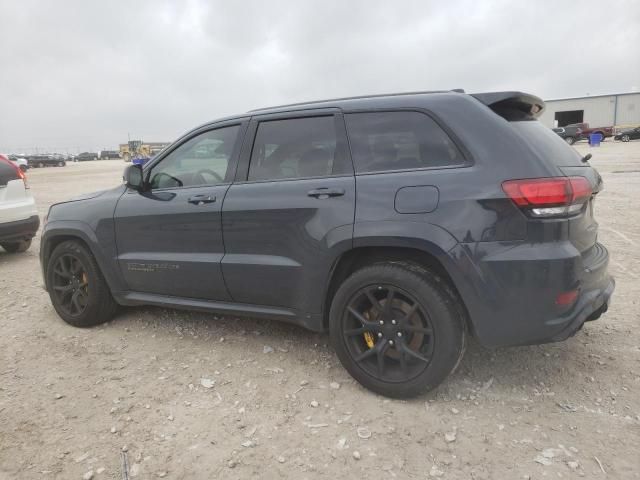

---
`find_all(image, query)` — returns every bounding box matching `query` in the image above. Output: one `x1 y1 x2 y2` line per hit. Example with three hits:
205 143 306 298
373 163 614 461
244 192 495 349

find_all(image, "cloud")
1 0 638 153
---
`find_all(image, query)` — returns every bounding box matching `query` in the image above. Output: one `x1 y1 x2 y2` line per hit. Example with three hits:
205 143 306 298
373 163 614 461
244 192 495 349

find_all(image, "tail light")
502 177 591 217
0 156 28 189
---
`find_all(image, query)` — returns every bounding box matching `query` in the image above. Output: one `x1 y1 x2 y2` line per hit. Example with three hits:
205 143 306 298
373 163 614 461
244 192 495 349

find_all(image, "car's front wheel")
1 239 32 253
46 240 118 327
329 262 466 398
564 136 575 145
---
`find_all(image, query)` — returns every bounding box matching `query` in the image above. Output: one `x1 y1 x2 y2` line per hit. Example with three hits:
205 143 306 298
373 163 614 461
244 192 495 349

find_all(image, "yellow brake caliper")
363 311 375 348
363 331 375 349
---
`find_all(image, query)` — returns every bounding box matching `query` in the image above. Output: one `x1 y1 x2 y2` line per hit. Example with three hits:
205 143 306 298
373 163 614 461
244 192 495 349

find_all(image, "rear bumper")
549 276 614 342
448 240 614 347
0 215 40 243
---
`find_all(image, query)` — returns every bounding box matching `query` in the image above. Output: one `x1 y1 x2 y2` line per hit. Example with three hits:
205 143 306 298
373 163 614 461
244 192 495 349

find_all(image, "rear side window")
248 116 346 181
345 112 465 173
510 121 584 167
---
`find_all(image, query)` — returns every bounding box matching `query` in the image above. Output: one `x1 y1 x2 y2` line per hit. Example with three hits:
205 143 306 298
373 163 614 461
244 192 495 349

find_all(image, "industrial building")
539 92 640 129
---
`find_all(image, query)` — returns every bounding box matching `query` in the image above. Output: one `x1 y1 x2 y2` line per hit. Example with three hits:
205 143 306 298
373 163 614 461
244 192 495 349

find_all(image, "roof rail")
248 89 466 113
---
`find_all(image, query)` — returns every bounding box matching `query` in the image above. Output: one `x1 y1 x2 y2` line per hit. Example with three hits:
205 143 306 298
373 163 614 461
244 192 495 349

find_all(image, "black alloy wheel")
46 240 118 327
330 263 466 398
342 284 434 382
51 253 89 317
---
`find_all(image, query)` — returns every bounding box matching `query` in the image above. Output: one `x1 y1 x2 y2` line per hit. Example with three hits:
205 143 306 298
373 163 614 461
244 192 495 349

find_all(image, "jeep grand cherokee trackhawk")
40 91 614 397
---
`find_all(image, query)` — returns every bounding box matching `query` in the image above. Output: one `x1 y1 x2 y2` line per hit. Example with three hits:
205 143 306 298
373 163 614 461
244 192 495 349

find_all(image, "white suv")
0 154 39 252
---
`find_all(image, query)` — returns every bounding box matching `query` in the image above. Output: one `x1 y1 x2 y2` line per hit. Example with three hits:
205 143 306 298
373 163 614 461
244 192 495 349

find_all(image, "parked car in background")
567 123 613 141
5 154 29 171
0 154 39 252
28 154 66 168
614 126 640 142
99 150 121 160
552 126 583 145
75 152 98 162
40 90 614 398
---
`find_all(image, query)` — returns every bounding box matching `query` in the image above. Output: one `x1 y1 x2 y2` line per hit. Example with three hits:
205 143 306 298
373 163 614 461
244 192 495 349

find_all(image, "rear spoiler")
471 91 545 119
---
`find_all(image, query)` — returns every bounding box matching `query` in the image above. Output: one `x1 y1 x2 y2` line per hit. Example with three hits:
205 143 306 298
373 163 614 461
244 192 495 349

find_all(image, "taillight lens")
502 177 591 217
0 156 28 189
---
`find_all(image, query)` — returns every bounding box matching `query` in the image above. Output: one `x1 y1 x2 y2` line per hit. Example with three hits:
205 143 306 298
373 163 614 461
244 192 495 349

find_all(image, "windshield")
510 121 584 167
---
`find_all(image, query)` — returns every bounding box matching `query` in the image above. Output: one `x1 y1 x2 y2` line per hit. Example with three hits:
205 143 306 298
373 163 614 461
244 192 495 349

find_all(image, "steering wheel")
195 168 224 184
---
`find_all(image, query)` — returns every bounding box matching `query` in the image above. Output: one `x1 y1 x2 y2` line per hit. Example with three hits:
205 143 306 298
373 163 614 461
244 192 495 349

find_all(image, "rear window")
511 121 584 167
345 112 465 174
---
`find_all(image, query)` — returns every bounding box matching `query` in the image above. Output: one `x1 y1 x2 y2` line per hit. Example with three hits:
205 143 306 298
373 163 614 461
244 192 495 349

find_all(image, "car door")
114 121 247 300
221 110 355 316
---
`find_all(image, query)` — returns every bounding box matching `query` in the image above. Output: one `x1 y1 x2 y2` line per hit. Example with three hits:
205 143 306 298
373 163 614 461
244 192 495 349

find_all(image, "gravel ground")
1 141 639 479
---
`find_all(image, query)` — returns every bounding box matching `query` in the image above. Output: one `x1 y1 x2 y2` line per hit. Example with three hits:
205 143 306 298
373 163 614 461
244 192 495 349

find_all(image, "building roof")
545 92 639 102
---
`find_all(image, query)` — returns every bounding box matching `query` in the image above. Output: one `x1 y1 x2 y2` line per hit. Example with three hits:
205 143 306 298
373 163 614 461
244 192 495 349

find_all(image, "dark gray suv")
40 91 614 397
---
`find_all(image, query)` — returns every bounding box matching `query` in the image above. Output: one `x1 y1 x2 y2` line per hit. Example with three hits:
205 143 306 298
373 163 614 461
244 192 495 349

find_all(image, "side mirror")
123 164 145 191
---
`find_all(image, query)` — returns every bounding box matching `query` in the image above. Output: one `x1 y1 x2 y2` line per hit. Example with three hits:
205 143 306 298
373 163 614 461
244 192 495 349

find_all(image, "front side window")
149 125 240 189
248 116 341 181
345 112 465 173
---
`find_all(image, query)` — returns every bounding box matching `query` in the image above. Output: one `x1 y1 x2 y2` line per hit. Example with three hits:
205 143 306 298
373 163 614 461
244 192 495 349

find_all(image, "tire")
46 240 118 327
564 137 575 145
57 161 64 167
595 133 605 142
329 262 466 398
1 239 32 253
622 135 630 142
38 162 45 168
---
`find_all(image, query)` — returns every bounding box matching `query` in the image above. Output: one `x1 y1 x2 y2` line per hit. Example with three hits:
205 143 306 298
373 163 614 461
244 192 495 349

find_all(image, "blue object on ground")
589 133 603 147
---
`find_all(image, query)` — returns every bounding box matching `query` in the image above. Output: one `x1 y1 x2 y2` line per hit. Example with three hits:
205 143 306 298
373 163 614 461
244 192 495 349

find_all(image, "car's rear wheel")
57 161 64 167
37 162 45 168
622 134 630 142
565 137 575 145
46 240 118 327
1 239 32 253
329 263 466 398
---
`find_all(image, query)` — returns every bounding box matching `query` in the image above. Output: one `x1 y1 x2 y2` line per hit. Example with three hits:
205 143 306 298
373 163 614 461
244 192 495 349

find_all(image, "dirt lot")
2 142 639 480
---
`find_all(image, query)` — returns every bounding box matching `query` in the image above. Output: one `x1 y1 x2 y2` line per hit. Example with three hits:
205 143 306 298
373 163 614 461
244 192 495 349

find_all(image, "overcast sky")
1 0 639 154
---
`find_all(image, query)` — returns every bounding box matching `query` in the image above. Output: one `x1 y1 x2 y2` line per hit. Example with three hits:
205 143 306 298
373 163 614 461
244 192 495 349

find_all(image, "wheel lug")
379 320 384 325
377 332 383 338
389 340 394 346
397 332 402 337
391 319 397 325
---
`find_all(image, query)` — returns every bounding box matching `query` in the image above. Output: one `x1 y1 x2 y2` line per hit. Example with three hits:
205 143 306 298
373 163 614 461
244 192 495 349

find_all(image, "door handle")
188 194 216 205
307 188 346 199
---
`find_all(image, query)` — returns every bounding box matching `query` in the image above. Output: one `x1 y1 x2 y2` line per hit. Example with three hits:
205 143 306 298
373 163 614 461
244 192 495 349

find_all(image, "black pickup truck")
552 126 583 145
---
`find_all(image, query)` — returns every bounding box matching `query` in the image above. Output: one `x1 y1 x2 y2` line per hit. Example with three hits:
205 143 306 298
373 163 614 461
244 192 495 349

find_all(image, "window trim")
234 109 353 184
143 120 248 192
342 107 474 175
